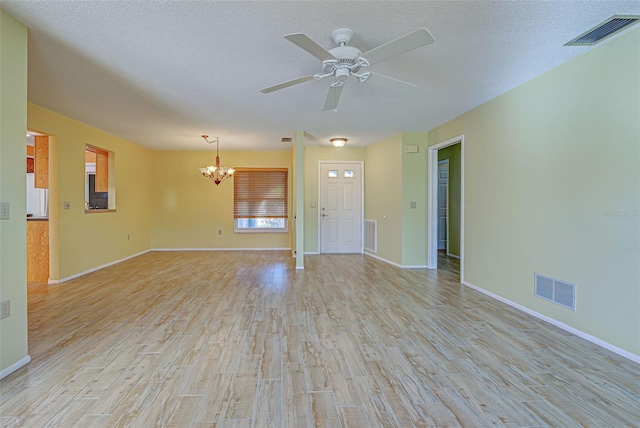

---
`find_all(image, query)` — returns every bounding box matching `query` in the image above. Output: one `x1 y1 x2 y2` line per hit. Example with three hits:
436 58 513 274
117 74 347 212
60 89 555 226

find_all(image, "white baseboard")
152 248 291 252
462 280 640 365
446 252 461 260
0 355 31 380
304 252 319 255
49 250 152 285
364 252 427 269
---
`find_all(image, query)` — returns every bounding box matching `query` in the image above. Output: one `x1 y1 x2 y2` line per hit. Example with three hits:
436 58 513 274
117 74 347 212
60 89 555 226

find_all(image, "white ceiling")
4 1 640 151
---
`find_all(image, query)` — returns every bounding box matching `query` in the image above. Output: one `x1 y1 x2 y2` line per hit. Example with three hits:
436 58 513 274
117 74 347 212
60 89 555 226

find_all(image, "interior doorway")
26 131 50 283
318 161 364 254
428 135 464 282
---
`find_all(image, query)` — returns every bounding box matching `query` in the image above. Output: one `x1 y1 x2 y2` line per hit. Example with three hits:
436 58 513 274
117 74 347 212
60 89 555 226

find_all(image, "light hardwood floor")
2 251 640 427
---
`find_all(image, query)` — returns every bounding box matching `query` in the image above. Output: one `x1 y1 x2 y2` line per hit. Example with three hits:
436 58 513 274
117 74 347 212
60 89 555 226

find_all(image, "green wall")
364 135 403 264
401 133 428 266
0 10 29 376
438 144 461 257
429 28 640 355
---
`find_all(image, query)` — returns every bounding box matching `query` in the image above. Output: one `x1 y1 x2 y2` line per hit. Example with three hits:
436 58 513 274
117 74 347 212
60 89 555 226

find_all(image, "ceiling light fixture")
330 137 347 148
199 135 235 186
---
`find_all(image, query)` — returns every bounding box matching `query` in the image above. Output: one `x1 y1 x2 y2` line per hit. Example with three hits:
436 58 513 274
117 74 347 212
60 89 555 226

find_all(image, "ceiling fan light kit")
260 27 435 111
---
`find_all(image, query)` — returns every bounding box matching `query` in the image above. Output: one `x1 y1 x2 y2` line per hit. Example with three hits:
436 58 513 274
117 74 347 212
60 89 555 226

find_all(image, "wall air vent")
281 137 293 143
364 219 377 253
535 273 576 311
565 15 640 46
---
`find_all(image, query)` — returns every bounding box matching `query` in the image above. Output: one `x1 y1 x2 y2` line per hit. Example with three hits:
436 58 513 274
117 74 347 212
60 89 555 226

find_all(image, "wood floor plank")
336 406 371 428
309 392 341 428
303 340 331 392
3 250 637 427
254 379 282 427
222 374 258 420
191 373 234 426
282 363 311 427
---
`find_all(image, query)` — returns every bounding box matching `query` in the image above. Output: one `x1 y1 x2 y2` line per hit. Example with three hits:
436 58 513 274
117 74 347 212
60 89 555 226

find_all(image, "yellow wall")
0 10 29 375
364 135 403 264
303 146 366 253
27 104 153 280
429 28 640 355
151 150 292 249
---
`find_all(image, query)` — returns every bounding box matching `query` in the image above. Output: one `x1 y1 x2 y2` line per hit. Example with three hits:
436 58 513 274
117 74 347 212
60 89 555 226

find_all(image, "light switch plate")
0 300 10 319
0 202 9 220
63 201 71 210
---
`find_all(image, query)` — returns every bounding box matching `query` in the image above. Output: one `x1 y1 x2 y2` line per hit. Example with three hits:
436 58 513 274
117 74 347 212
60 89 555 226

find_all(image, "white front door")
319 162 363 253
438 160 448 251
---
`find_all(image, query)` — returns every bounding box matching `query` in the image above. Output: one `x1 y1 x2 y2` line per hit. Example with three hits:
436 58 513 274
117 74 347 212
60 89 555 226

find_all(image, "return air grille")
535 273 576 311
566 15 640 46
364 219 377 253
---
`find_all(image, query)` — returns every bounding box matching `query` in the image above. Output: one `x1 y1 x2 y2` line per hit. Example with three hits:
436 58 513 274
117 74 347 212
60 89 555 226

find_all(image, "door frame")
427 135 464 283
317 160 365 254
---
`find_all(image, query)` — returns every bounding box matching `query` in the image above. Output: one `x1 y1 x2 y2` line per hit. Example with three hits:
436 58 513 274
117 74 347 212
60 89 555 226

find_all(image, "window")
234 168 288 233
85 145 116 212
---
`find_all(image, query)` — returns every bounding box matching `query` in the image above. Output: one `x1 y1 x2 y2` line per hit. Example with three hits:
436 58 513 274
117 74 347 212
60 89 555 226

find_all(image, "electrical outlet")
0 300 10 320
218 229 223 236
0 202 9 220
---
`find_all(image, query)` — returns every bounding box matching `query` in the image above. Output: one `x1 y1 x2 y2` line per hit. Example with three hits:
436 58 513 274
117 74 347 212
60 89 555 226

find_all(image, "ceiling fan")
260 27 435 111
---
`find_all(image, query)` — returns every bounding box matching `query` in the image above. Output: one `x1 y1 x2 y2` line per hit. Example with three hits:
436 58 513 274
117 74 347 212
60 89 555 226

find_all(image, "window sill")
84 209 117 214
234 228 288 234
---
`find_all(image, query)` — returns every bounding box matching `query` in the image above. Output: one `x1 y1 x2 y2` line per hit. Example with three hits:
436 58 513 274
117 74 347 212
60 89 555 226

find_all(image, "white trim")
446 252 461 260
233 218 288 234
48 249 151 284
0 355 31 380
428 135 465 283
365 252 427 269
317 161 365 254
304 251 320 255
437 159 449 253
295 266 305 270
462 280 640 365
152 248 291 252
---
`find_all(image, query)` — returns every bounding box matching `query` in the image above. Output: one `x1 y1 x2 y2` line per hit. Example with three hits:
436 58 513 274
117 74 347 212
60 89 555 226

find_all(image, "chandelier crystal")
199 135 235 185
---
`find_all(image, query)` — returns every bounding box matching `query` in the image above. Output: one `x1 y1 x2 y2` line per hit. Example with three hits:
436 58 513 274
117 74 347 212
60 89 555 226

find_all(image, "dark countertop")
27 216 48 221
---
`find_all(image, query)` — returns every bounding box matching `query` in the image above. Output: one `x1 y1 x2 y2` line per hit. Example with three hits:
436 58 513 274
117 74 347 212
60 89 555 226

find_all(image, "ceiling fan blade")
363 72 417 96
284 33 336 62
259 75 315 94
361 28 434 65
323 84 343 111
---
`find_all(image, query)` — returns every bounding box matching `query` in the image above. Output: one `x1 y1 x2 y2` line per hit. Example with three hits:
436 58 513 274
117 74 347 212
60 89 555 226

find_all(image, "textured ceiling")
4 1 640 151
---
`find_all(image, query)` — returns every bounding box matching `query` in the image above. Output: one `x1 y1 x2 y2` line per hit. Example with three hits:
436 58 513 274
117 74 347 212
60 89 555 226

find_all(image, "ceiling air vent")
566 15 640 46
281 137 292 143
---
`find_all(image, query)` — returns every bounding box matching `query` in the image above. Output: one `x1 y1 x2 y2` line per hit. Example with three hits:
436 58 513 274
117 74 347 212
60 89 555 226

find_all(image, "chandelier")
199 135 235 185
